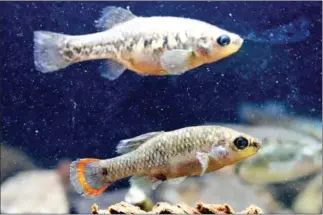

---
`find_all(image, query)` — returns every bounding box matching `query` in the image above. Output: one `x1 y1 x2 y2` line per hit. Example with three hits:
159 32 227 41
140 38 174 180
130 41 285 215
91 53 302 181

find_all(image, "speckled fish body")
103 126 258 180
70 125 261 197
33 6 243 80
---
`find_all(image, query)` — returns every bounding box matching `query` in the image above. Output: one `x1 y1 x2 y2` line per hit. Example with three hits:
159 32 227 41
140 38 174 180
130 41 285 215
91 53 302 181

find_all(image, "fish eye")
233 136 249 150
217 35 231 46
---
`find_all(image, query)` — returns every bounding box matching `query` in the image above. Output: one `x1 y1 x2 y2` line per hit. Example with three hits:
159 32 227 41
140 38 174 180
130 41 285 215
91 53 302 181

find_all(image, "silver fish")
33 6 243 80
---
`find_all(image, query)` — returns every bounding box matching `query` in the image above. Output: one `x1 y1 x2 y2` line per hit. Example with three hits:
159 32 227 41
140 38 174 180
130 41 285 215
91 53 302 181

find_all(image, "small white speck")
275 80 279 84
35 130 39 134
301 148 314 157
228 13 233 17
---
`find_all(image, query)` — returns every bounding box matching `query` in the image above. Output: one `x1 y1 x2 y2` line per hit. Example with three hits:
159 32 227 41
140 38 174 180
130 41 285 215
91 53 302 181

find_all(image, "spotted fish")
69 125 261 197
33 6 244 80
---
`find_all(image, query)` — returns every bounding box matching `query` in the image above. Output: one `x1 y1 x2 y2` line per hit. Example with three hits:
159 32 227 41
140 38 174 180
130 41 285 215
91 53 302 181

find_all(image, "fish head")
218 127 262 164
204 30 243 63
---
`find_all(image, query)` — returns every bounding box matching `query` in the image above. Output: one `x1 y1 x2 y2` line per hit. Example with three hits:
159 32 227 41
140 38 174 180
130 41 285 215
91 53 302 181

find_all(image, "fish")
69 125 261 197
235 137 322 184
292 172 322 213
124 184 154 212
33 6 244 80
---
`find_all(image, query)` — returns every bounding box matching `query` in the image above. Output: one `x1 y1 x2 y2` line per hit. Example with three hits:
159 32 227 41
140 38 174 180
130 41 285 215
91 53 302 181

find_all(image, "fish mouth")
251 141 262 150
233 36 244 48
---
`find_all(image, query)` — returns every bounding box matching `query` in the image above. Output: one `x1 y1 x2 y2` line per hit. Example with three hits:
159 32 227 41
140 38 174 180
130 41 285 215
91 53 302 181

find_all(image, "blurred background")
0 1 322 214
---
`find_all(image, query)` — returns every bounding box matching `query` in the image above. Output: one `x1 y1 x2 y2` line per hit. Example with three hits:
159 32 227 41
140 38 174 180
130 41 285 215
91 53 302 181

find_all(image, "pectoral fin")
129 175 165 195
160 49 196 74
196 152 210 176
196 145 229 176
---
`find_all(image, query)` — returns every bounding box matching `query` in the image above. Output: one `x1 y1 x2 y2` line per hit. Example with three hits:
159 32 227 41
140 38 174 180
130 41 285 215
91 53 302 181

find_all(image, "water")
0 1 322 213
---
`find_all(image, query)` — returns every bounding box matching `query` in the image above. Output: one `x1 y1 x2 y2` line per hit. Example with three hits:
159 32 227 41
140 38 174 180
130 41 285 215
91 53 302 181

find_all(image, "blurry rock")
133 198 154 212
150 202 197 214
92 202 146 214
91 204 110 214
292 172 322 213
1 143 37 183
91 204 108 214
250 186 291 213
196 202 235 214
71 188 130 213
124 180 154 211
175 203 201 214
91 201 263 214
56 159 72 187
156 169 270 212
0 160 71 213
238 205 264 214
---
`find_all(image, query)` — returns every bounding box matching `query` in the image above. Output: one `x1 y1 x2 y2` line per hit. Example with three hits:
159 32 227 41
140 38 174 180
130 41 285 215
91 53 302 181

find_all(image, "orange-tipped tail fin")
70 158 110 197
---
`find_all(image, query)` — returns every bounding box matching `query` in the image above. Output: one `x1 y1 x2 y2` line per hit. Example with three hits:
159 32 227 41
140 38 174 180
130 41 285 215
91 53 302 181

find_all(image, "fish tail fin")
70 158 111 197
33 31 72 73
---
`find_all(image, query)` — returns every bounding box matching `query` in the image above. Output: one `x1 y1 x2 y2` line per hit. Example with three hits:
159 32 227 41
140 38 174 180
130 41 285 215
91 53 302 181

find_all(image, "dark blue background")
1 2 322 171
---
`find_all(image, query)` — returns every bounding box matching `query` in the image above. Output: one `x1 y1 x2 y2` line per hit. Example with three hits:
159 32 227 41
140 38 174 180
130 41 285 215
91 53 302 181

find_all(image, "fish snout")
251 140 262 150
233 36 244 48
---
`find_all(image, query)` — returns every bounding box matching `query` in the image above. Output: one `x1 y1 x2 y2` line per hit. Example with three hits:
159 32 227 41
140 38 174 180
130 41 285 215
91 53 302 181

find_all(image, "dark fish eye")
234 136 249 150
217 35 231 46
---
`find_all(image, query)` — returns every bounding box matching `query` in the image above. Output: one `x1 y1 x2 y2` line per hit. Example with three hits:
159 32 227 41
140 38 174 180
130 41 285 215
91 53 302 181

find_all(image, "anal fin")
99 60 126 80
128 176 154 196
152 180 163 190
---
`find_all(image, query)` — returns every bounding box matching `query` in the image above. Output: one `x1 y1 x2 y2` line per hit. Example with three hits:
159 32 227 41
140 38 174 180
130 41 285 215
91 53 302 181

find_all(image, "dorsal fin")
94 6 137 31
116 131 163 154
